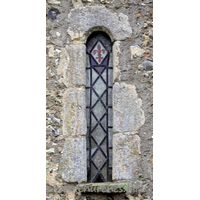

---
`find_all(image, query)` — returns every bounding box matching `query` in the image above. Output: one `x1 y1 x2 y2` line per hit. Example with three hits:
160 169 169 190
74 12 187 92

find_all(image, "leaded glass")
91 124 106 145
86 32 113 183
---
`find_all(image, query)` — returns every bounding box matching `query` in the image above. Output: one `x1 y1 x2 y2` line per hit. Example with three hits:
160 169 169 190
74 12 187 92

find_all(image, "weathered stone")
142 39 149 47
130 45 144 59
57 47 69 85
77 182 129 193
141 60 153 71
57 45 86 87
48 0 61 5
113 0 124 8
63 87 87 137
127 0 139 4
55 49 61 53
51 129 61 137
126 194 134 200
56 32 61 37
113 41 121 82
113 82 145 133
143 35 148 40
60 137 87 183
138 64 143 71
72 0 83 7
46 148 55 153
113 133 141 180
82 0 93 2
135 13 141 17
68 192 75 199
67 6 132 42
47 45 54 57
49 114 61 124
143 23 148 28
149 28 153 38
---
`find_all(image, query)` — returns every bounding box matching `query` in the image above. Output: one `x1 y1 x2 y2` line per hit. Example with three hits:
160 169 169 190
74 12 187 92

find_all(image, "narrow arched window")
86 32 113 183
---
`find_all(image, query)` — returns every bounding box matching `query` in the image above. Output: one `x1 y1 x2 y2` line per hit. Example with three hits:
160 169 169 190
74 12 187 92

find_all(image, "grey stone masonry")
60 136 87 183
112 82 145 181
63 87 87 137
65 44 86 87
60 44 87 183
67 6 132 42
57 45 86 88
113 133 141 181
113 82 145 133
113 41 121 83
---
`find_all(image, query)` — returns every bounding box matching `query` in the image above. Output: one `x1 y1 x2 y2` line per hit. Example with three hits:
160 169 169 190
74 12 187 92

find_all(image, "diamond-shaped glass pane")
91 41 108 65
93 78 106 97
91 124 105 144
92 101 106 120
92 150 106 169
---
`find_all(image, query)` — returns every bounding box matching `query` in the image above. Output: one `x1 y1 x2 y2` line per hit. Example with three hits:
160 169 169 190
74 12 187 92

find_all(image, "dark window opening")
86 32 113 183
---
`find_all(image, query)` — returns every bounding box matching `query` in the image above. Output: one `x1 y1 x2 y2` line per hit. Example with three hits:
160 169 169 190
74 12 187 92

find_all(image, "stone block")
130 45 144 59
113 133 141 181
67 6 132 42
141 60 153 71
66 44 86 87
72 0 83 7
58 45 86 87
60 137 87 183
113 82 145 133
47 45 54 57
63 87 87 137
113 41 121 82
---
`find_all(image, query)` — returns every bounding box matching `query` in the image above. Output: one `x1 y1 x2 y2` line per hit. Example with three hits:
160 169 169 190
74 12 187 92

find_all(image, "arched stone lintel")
67 6 132 43
85 26 113 43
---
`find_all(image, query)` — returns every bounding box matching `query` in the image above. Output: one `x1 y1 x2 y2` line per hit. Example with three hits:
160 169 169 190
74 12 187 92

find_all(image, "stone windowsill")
76 182 128 194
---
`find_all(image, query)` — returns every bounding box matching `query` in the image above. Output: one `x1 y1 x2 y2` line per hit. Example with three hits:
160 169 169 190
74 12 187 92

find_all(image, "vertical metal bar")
106 53 109 182
89 54 92 182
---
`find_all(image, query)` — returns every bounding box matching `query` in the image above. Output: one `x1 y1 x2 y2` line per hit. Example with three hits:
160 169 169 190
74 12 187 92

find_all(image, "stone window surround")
59 6 145 188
